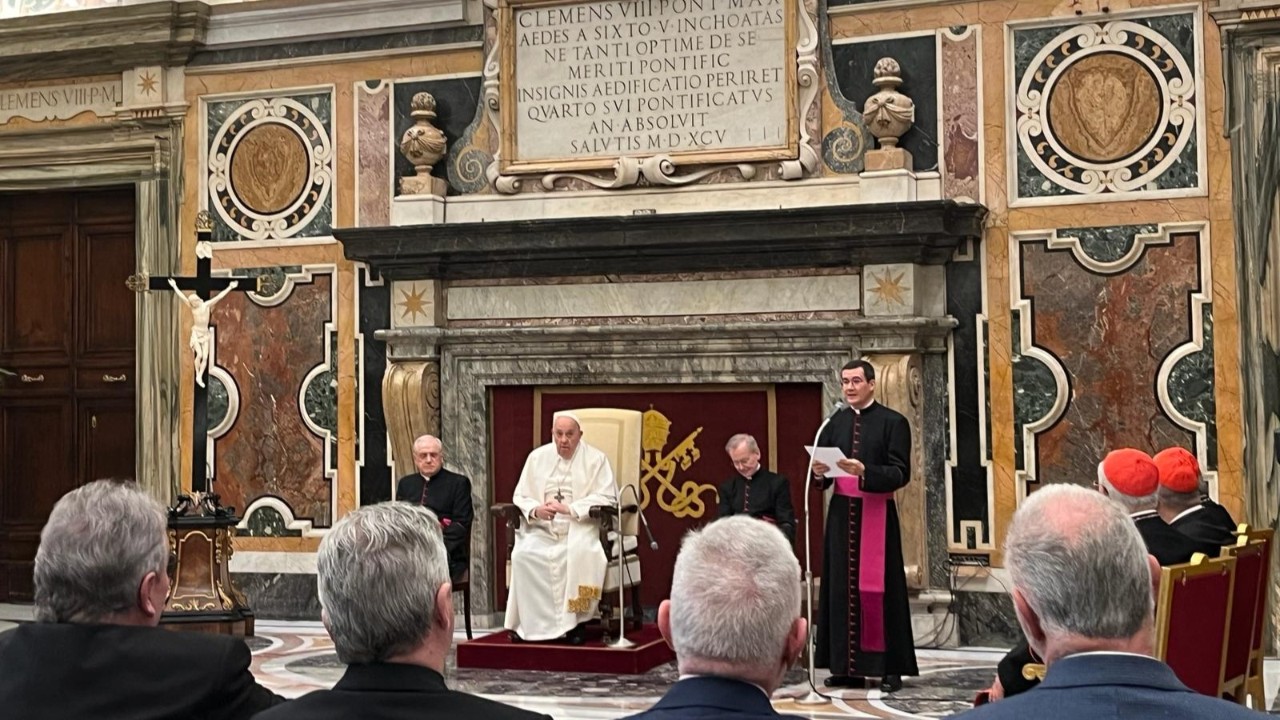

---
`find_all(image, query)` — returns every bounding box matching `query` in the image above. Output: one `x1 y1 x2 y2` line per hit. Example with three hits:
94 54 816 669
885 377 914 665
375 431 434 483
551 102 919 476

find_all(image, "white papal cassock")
504 439 616 641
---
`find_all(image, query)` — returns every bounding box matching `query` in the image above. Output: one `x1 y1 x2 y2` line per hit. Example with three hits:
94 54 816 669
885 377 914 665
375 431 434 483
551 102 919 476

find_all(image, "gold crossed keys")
640 407 716 519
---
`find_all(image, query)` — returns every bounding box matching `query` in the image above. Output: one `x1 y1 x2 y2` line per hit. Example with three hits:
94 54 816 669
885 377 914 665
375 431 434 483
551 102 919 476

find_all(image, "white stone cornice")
205 0 470 49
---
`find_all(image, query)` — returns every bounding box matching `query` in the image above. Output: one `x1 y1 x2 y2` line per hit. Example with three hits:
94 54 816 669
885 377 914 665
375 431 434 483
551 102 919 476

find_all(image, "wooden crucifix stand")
141 212 261 636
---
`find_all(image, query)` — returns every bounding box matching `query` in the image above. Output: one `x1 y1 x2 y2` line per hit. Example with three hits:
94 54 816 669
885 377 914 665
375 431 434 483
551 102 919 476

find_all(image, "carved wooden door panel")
0 189 136 602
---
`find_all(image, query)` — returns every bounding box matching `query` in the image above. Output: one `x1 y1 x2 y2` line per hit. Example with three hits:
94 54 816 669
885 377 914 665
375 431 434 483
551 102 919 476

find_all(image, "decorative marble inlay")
1011 12 1201 202
941 26 981 201
208 373 230 430
240 505 304 538
394 281 434 326
206 90 335 241
356 80 392 226
1011 224 1212 492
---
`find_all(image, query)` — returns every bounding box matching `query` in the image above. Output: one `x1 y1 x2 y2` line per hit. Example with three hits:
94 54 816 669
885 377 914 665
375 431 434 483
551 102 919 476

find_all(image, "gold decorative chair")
491 408 644 633
1154 553 1237 697
1220 534 1267 704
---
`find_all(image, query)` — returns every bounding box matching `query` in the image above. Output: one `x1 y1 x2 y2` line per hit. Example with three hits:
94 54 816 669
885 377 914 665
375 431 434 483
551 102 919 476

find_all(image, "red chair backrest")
1157 556 1235 696
1222 542 1266 682
1244 530 1273 654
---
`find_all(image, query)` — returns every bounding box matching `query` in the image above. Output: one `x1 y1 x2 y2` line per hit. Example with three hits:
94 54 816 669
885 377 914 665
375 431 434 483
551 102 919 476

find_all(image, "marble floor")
249 621 1280 718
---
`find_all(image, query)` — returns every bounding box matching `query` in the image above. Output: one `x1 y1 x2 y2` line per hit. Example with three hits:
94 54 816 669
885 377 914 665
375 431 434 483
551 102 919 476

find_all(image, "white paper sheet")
804 445 854 478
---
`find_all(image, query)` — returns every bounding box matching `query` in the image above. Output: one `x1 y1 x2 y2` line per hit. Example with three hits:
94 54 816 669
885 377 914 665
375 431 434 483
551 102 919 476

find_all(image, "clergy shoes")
823 676 867 688
880 675 903 693
565 623 587 646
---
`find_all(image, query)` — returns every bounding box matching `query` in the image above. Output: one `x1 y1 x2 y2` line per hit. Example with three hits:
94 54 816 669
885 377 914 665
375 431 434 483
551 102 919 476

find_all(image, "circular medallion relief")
1047 52 1161 164
229 122 309 216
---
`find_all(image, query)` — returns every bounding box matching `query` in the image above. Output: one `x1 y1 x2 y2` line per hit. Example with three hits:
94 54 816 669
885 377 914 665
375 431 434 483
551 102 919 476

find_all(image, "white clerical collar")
1063 650 1152 660
1129 509 1159 521
1171 505 1205 523
851 400 875 414
678 674 770 699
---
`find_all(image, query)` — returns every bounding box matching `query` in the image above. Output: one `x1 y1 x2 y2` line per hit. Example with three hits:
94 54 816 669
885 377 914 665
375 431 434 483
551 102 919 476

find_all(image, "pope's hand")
811 461 831 476
548 501 572 516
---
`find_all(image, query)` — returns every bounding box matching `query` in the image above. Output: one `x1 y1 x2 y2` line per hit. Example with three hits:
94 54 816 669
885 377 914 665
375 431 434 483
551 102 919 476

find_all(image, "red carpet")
457 624 675 674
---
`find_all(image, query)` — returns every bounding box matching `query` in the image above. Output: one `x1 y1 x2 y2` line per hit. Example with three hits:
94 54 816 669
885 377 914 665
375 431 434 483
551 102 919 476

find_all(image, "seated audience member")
986 449 1221 702
394 434 474 582
954 484 1261 720
0 479 283 720
621 516 807 720
718 434 797 542
255 502 548 720
1154 447 1237 548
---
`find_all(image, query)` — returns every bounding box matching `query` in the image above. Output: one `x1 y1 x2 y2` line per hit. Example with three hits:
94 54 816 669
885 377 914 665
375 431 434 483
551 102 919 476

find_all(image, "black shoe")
823 675 850 688
880 675 903 693
508 631 524 643
566 624 587 645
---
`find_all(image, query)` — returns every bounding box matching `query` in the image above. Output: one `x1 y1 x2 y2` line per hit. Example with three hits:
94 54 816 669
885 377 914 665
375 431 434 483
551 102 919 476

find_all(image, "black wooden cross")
145 212 260 493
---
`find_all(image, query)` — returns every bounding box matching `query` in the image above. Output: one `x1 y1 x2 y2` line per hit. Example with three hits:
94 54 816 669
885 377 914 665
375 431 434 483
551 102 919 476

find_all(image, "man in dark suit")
1154 447 1237 549
255 502 546 720
620 516 807 720
718 433 796 543
0 479 283 720
395 434 474 582
955 484 1259 720
987 449 1219 701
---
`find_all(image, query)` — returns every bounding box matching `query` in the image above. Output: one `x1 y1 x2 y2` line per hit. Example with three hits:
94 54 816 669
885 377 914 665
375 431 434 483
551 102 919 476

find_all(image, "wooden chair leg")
463 585 473 640
631 584 643 630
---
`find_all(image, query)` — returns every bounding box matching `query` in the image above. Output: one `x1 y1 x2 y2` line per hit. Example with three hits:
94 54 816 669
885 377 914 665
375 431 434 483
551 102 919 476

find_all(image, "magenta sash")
833 475 887 652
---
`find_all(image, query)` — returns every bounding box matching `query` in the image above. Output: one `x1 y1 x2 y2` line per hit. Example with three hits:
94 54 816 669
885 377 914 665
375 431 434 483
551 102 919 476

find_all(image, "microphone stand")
606 483 648 649
797 404 842 705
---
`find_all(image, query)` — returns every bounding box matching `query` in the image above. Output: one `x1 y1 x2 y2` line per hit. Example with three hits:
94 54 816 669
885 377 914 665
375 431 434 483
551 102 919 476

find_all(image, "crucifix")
131 211 262 494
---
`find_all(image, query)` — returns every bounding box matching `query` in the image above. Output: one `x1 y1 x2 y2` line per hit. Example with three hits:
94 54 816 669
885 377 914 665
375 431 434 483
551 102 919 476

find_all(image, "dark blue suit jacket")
954 653 1264 719
620 676 804 720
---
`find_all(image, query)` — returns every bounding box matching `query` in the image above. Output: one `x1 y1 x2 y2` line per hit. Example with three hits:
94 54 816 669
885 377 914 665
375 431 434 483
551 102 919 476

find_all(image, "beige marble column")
865 352 927 590
382 360 441 480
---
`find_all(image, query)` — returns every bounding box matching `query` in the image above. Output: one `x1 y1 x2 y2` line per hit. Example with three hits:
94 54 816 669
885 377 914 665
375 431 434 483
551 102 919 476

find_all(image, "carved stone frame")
0 121 184 503
381 318 948 617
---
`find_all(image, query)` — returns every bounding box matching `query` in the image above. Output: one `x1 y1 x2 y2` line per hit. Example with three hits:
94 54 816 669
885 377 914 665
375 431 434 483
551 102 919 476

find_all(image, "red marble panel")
356 81 391 227
212 274 332 525
1022 234 1199 487
941 28 980 201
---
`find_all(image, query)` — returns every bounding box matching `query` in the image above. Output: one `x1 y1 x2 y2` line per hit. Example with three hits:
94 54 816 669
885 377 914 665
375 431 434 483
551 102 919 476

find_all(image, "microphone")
621 484 658 550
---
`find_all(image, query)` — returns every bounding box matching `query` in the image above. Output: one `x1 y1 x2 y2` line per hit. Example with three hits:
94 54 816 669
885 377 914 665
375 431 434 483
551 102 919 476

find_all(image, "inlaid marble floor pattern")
245 621 1280 718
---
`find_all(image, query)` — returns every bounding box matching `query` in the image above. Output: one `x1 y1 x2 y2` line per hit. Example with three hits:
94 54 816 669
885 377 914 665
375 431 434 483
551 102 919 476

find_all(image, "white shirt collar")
1171 505 1205 523
677 674 770 699
1129 509 1159 521
1064 651 1152 660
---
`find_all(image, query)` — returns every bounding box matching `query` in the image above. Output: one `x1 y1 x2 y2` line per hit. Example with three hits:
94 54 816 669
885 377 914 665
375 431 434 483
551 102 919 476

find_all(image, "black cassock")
396 468 474 582
814 401 918 678
717 468 797 543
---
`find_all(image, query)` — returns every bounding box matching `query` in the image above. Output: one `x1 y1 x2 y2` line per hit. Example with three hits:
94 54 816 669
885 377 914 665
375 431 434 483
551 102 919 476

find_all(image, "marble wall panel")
1013 228 1210 491
955 589 1019 647
947 241 991 552
357 267 393 506
356 80 392 227
831 34 938 172
204 89 335 242
213 271 334 529
940 26 980 201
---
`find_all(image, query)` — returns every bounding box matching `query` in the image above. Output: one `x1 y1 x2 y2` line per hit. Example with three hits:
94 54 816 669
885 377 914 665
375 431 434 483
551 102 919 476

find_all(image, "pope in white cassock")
505 411 616 643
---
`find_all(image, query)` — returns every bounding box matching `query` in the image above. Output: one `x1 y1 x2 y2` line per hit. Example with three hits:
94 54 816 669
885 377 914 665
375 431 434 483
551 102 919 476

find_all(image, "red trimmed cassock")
813 401 918 680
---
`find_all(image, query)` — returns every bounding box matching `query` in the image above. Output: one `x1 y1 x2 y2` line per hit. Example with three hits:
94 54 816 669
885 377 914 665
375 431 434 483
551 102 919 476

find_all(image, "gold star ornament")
397 284 429 324
868 268 909 308
137 70 159 97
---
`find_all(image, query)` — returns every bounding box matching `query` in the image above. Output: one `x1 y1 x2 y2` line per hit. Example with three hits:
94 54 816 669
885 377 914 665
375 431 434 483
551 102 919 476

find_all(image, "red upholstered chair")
1153 553 1236 697
1237 527 1274 708
1219 536 1266 703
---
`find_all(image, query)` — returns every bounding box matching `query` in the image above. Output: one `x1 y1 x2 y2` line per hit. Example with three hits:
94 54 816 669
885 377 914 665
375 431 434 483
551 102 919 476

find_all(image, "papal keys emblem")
639 406 717 519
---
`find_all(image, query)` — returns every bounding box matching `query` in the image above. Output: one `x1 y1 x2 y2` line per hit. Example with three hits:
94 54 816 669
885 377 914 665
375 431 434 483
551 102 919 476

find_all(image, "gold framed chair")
491 408 644 633
1219 535 1267 704
1154 553 1236 697
1234 526 1273 708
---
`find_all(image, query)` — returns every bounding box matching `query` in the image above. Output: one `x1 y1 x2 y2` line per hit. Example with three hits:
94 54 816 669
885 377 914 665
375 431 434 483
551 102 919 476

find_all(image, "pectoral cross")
554 489 565 502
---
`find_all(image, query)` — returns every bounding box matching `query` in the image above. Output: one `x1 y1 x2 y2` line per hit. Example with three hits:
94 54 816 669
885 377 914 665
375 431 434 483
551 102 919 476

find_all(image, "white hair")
34 479 168 623
725 434 758 453
318 502 450 664
1006 484 1152 640
669 516 800 666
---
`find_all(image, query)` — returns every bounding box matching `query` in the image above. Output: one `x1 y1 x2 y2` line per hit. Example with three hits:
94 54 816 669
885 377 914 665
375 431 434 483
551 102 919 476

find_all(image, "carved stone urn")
863 57 915 150
399 92 449 196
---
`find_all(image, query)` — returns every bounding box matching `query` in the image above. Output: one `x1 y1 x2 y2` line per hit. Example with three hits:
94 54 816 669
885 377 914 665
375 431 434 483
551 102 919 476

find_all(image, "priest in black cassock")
809 359 917 693
396 434 474 582
717 433 796 543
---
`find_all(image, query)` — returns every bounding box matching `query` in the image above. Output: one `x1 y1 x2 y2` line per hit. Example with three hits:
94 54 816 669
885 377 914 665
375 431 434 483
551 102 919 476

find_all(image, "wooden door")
0 189 136 601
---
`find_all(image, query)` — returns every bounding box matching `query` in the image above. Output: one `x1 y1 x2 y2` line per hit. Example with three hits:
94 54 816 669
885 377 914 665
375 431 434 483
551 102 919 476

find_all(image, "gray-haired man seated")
621 515 808 720
0 479 284 720
255 502 549 720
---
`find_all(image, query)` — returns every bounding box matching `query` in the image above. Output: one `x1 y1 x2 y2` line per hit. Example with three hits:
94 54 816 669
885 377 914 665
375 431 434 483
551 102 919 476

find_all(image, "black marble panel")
358 267 393 507
393 77 485 196
955 590 1019 647
946 241 990 550
189 26 484 67
923 353 951 588
236 505 303 538
235 572 321 621
831 35 938 171
1168 303 1217 468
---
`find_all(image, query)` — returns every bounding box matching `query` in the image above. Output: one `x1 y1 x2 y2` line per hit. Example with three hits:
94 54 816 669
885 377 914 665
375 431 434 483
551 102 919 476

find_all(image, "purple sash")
833 475 887 652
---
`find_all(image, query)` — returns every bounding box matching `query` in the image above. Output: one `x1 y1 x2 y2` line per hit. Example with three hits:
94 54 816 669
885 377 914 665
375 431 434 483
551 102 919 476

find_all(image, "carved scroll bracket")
382 360 442 480
865 352 927 590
